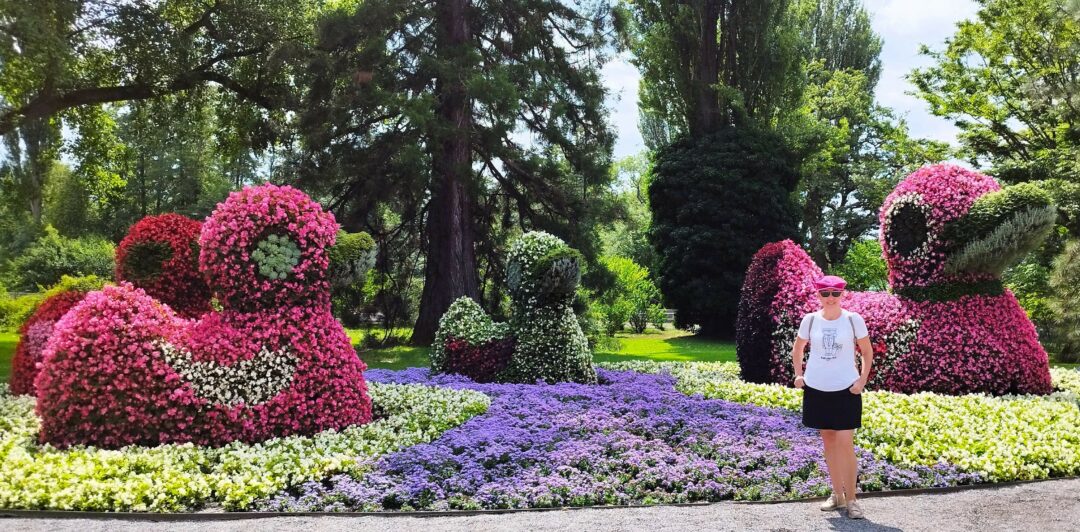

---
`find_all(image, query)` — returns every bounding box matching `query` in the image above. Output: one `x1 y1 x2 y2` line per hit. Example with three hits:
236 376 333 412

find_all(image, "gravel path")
5 478 1080 532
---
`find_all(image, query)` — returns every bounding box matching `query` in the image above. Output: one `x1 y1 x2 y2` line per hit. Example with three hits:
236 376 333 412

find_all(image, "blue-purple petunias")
257 368 981 511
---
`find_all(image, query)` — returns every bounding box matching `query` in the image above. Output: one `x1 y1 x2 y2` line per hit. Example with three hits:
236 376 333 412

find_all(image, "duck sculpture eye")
885 199 930 258
252 234 301 280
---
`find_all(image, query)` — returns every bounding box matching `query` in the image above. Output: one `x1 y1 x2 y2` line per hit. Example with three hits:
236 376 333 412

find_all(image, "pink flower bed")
8 290 88 396
737 164 1052 396
36 184 372 448
115 213 211 318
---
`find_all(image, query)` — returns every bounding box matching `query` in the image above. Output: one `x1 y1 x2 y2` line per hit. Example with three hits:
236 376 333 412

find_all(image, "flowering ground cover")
609 361 1080 482
2 360 1077 513
256 368 981 512
0 382 488 511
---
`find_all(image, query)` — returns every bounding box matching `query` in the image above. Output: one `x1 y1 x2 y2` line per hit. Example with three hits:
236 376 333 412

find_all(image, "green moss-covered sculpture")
431 231 597 384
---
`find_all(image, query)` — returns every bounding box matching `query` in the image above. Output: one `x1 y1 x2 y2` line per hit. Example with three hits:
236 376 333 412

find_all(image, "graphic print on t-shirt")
820 327 841 360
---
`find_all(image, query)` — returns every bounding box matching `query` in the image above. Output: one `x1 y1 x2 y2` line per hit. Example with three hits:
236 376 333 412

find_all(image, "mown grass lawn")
0 326 1074 381
0 332 16 382
593 328 737 364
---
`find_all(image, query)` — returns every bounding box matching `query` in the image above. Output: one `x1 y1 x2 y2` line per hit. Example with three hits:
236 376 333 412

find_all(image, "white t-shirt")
797 310 868 391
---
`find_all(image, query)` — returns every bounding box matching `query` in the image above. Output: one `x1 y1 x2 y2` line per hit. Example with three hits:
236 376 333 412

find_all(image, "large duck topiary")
35 184 374 448
737 164 1055 396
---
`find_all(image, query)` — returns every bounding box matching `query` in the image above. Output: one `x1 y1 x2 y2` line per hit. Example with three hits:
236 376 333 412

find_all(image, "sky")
601 0 982 159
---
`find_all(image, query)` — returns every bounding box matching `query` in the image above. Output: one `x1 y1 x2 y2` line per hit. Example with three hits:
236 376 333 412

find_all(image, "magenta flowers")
738 164 1054 396
8 290 88 396
35 184 373 448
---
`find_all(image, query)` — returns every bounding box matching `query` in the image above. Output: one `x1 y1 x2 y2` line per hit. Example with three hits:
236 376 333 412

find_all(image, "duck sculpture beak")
156 340 298 406
942 182 1057 275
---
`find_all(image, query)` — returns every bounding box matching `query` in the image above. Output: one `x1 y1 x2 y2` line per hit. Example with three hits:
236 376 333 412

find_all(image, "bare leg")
819 430 844 498
836 429 857 501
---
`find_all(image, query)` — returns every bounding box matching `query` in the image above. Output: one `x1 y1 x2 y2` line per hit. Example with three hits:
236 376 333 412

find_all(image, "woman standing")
791 275 873 519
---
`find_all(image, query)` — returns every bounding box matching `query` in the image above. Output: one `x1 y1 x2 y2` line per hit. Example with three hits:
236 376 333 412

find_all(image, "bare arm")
792 337 808 388
851 336 874 393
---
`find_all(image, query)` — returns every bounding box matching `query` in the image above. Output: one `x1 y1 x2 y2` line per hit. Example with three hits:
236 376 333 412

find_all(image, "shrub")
1049 240 1080 362
648 304 666 331
327 230 376 288
9 225 114 290
595 299 632 336
599 256 661 334
0 274 106 332
830 239 888 291
115 214 210 317
649 126 799 336
328 231 377 327
0 291 43 332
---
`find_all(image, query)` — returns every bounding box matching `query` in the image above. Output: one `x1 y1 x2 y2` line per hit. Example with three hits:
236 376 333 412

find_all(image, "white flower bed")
0 382 489 511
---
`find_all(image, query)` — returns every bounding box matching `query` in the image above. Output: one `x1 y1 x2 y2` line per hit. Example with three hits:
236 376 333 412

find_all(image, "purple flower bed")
257 368 981 511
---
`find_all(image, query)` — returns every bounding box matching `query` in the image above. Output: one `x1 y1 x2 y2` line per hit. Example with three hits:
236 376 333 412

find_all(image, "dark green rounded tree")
649 126 800 337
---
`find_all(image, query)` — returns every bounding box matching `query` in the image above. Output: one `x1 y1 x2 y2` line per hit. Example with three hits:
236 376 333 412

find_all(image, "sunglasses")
818 290 843 297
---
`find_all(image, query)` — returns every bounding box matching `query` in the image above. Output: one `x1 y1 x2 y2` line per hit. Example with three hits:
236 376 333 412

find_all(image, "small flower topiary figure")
8 278 105 396
431 231 596 384
10 214 209 397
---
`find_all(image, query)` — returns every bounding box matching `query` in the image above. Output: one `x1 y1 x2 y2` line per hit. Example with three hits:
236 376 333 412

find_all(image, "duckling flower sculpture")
10 214 208 397
431 231 596 384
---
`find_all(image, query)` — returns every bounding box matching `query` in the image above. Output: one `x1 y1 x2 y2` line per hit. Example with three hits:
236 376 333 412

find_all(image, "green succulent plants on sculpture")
253 234 301 280
431 231 597 384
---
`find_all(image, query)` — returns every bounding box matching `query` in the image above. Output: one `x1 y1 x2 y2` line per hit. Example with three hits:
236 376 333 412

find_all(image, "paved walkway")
5 478 1080 532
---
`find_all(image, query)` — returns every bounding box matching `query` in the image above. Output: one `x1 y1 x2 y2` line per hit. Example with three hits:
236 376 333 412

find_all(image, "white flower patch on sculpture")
157 340 298 406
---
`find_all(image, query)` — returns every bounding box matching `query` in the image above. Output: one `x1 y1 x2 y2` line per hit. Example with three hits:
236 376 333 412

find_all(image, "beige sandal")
846 499 865 519
819 493 846 511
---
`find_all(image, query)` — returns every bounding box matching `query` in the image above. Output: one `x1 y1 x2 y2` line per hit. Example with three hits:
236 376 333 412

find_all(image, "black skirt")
802 384 862 430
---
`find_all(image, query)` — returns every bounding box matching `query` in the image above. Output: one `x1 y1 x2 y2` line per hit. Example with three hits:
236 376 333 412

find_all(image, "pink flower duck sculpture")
737 164 1055 396
36 184 373 448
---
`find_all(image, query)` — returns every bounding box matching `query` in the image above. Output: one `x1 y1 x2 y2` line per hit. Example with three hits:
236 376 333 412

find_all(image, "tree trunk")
691 0 722 136
23 118 55 226
412 0 479 345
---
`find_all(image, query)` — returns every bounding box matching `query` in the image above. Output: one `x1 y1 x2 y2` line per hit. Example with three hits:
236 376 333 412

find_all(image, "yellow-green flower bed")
0 383 489 512
601 361 1080 482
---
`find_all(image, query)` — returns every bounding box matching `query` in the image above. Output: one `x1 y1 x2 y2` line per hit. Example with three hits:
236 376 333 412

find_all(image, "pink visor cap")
812 275 847 290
